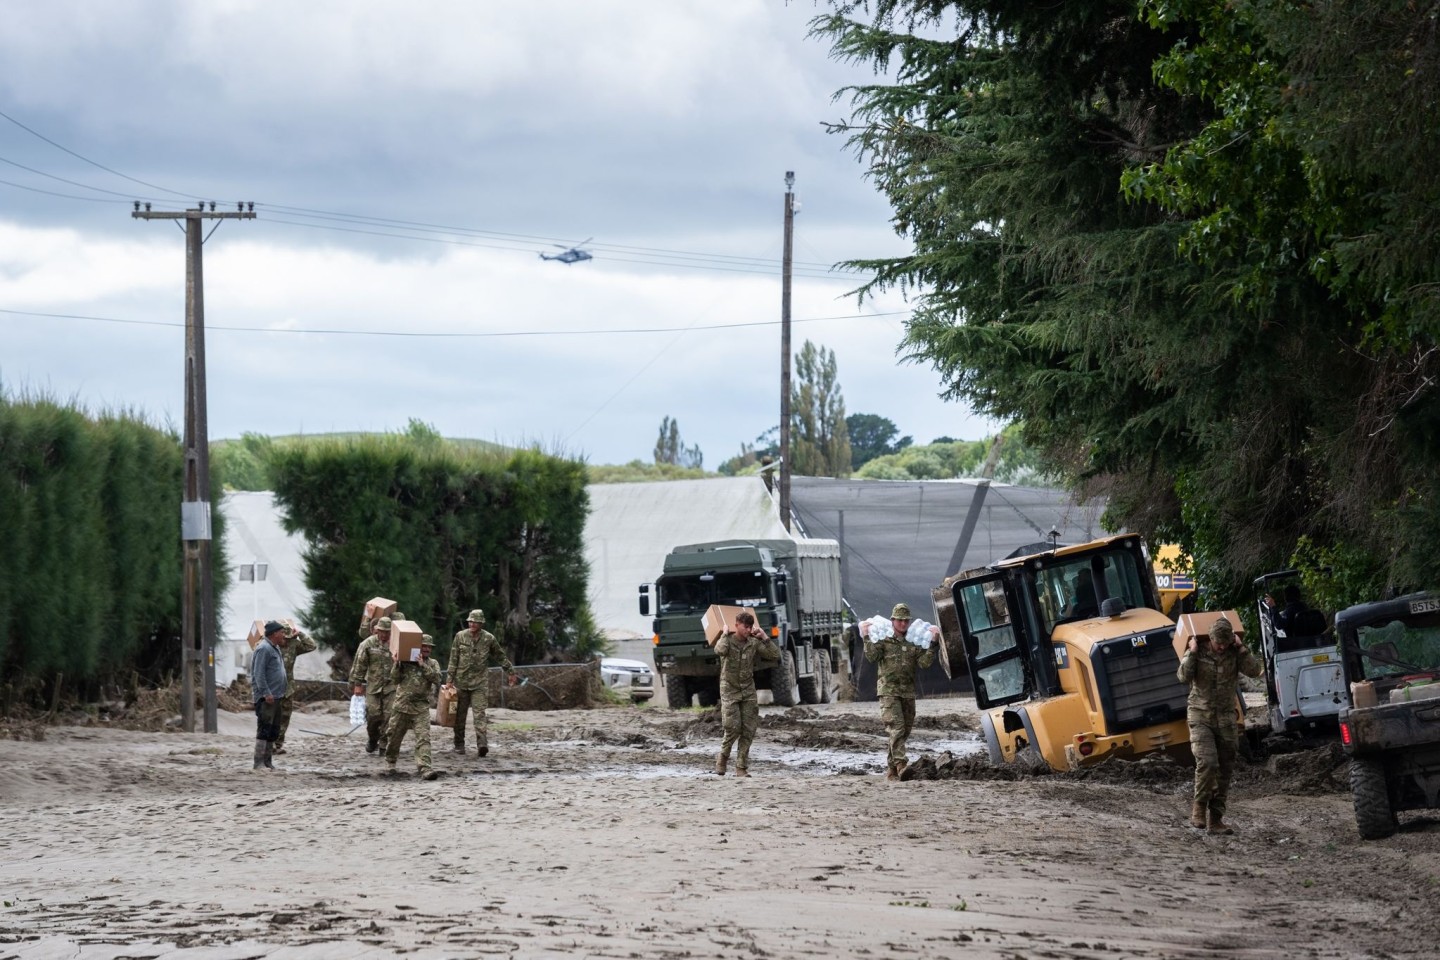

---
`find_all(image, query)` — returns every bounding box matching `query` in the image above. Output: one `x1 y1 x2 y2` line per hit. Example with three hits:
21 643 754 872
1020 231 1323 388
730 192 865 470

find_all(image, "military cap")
420 633 435 646
263 620 285 636
891 603 912 620
467 608 486 624
376 616 393 630
393 611 406 621
1209 616 1235 641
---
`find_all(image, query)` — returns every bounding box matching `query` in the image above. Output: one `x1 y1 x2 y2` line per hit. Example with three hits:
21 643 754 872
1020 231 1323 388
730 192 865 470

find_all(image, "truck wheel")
696 681 720 708
665 675 691 710
771 651 800 707
1350 758 1398 840
817 649 833 704
798 649 821 705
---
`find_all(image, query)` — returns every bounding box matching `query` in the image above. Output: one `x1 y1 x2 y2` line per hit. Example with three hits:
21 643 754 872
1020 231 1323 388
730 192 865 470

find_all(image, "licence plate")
1311 654 1331 664
1410 598 1440 614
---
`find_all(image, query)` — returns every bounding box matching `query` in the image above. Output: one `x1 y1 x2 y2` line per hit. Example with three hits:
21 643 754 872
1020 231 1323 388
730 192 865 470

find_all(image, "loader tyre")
1350 757 1397 840
696 681 720 708
665 674 691 710
771 651 800 707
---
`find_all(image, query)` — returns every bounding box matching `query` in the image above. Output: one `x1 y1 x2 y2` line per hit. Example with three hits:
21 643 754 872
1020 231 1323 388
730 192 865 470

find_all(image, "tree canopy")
814 0 1439 604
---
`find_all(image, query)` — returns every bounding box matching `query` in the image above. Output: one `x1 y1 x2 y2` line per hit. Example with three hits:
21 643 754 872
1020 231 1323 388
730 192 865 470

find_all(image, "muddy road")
1 698 1437 959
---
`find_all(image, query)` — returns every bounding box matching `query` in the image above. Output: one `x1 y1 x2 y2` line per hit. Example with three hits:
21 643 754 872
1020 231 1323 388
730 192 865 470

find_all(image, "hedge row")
0 394 228 696
270 438 600 667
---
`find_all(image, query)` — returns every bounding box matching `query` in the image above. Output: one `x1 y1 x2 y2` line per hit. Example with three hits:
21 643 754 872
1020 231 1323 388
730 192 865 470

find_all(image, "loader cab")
1253 570 1344 734
949 535 1161 710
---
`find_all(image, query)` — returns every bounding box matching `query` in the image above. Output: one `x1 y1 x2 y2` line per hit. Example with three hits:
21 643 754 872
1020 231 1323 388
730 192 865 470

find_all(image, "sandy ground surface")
2 696 1439 960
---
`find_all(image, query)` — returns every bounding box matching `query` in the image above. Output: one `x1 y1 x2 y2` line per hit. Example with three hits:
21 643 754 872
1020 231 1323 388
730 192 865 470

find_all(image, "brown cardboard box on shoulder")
436 684 458 727
389 619 425 663
700 604 755 646
246 619 267 650
362 596 398 630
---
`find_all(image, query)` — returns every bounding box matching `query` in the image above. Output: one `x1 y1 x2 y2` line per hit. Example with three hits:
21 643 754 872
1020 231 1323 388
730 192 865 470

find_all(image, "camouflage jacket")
1177 644 1262 725
350 634 395 694
714 630 781 702
280 630 319 698
863 636 935 700
446 627 513 690
390 657 442 713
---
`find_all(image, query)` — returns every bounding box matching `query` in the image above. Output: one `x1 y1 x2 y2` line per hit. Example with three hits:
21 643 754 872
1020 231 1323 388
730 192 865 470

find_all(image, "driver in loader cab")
1177 616 1262 834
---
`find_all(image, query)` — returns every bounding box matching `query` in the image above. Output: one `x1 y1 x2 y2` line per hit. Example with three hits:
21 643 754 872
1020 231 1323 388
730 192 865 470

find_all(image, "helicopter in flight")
539 238 593 264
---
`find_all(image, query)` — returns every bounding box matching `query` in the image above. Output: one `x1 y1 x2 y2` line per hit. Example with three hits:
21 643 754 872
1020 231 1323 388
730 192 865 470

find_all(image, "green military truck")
639 538 847 709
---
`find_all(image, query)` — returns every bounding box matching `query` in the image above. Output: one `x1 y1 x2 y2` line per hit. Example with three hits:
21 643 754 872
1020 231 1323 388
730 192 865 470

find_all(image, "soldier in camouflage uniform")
712 610 781 777
444 609 516 757
350 616 397 753
273 622 318 754
385 633 442 780
862 603 939 780
1177 615 1261 834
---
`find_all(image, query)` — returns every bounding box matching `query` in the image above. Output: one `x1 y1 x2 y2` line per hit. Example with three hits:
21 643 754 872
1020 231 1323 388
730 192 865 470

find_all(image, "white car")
600 657 655 702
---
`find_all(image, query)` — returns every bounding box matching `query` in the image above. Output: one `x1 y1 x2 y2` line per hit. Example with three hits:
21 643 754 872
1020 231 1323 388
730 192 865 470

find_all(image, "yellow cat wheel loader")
933 534 1242 771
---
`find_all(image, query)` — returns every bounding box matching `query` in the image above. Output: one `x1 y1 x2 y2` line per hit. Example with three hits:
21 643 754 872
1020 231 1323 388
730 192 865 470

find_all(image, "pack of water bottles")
349 694 367 725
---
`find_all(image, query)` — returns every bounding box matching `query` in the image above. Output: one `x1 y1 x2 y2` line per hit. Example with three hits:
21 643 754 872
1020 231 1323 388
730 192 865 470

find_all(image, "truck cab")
939 534 1201 771
640 538 844 709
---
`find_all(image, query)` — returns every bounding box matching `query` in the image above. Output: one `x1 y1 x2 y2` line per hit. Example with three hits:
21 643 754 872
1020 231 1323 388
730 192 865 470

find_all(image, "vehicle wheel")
817 649 833 703
798 647 821 705
665 675 691 710
696 681 720 708
771 651 800 707
1350 758 1397 840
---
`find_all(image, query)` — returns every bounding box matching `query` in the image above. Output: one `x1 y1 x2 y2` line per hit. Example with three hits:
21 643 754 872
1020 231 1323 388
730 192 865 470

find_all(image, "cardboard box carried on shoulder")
436 685 458 728
389 619 425 663
362 596 398 630
700 604 755 646
246 619 267 650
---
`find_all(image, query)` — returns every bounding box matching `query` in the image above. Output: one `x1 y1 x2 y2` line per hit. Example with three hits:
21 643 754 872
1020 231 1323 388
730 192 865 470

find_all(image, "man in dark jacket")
250 621 288 771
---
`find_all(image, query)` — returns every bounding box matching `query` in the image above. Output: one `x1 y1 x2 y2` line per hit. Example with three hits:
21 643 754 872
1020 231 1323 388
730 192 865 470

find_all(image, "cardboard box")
362 596 398 630
246 619 267 650
1350 680 1377 709
1172 610 1244 661
700 604 756 646
436 685 458 728
389 619 425 663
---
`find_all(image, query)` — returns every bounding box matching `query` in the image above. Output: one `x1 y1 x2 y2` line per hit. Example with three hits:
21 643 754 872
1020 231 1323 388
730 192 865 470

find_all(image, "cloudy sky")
1 1 992 468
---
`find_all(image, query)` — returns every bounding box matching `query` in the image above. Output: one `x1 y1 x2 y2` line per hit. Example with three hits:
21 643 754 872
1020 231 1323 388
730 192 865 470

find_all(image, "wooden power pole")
132 201 256 733
779 171 795 532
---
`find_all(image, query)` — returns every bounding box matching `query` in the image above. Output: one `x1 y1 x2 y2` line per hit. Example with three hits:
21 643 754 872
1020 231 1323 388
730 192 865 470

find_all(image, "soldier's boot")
1190 801 1207 830
421 769 439 781
734 768 750 778
714 755 728 776
273 743 287 756
252 740 267 770
366 736 379 754
385 759 398 775
452 741 466 754
885 763 899 781
262 741 275 770
477 745 489 758
1208 808 1233 835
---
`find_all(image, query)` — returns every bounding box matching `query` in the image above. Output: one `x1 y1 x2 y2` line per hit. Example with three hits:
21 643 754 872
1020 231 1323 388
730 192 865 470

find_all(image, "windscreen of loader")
1038 549 1150 631
1355 613 1440 681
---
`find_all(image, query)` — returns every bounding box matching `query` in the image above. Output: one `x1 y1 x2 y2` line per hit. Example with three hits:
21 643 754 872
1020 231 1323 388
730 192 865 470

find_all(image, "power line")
0 305 909 338
0 109 871 278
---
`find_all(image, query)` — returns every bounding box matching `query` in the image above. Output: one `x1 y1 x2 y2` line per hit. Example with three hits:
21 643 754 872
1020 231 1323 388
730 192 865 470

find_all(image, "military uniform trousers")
719 696 761 771
365 690 393 749
452 687 490 750
881 695 918 770
274 696 296 749
384 708 433 773
1189 715 1239 817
